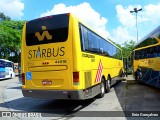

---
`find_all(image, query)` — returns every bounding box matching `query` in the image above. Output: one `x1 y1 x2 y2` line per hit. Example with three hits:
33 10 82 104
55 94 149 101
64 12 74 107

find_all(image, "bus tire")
10 74 12 79
135 72 138 80
106 77 111 93
97 78 105 98
139 80 143 85
138 76 143 85
137 71 143 85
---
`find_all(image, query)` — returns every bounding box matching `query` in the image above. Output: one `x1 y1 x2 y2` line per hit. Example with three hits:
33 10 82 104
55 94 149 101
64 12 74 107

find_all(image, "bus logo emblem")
35 26 52 41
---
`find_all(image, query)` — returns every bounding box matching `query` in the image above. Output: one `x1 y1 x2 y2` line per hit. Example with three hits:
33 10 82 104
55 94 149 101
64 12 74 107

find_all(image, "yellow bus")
132 25 160 87
21 13 124 100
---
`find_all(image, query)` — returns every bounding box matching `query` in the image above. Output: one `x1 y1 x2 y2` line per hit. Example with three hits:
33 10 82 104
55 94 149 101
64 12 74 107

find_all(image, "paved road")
114 76 160 120
0 77 125 120
1 76 160 120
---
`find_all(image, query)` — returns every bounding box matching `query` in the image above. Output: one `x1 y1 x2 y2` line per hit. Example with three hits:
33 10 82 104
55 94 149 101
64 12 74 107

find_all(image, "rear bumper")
22 89 86 100
22 84 101 100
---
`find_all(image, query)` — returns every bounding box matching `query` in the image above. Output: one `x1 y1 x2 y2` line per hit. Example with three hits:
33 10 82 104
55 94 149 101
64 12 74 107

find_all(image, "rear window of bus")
26 13 69 46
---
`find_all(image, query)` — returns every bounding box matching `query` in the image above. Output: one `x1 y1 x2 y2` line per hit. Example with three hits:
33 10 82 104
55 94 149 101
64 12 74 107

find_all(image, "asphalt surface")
114 75 160 120
0 77 125 120
0 76 160 120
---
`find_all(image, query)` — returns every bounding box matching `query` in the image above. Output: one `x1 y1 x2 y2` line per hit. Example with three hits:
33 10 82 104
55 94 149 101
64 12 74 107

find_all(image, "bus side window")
100 48 103 54
150 47 154 54
146 48 150 58
143 49 147 59
155 45 160 53
99 38 109 56
80 25 88 51
88 32 99 53
141 50 144 59
137 50 142 59
136 51 140 59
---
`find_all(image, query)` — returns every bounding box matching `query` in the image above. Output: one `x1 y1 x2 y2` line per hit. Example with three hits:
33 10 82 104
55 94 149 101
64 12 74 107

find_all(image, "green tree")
0 12 11 21
121 40 136 57
0 19 25 62
107 38 135 58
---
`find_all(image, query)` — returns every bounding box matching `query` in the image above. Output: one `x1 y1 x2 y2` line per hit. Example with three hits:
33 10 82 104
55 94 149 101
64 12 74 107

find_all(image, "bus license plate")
42 80 52 85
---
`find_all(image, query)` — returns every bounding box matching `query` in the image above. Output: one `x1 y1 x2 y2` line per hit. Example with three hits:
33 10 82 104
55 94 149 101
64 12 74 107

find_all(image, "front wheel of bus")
97 78 105 98
137 71 143 85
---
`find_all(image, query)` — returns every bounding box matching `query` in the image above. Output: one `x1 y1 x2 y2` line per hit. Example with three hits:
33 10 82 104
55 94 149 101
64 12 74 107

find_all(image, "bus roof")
26 12 122 51
134 25 160 48
70 13 122 51
0 59 13 63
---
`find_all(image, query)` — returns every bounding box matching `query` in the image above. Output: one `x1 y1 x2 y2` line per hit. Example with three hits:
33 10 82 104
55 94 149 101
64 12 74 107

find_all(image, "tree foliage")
0 13 25 62
0 12 11 21
109 38 135 58
121 40 136 58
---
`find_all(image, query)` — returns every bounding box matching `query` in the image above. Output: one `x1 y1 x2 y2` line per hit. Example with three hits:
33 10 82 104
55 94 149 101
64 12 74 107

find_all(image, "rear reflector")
22 73 25 85
73 72 79 83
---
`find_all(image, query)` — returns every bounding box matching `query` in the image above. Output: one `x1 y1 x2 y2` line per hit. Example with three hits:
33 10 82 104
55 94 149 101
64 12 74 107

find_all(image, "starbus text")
28 47 65 59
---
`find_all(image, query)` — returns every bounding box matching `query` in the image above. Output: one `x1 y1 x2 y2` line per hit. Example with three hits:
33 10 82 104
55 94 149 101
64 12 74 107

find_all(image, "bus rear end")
0 60 5 79
21 13 80 99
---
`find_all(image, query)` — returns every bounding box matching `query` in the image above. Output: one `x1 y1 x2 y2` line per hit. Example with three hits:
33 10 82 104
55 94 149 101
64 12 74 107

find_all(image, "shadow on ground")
0 93 95 117
114 76 160 120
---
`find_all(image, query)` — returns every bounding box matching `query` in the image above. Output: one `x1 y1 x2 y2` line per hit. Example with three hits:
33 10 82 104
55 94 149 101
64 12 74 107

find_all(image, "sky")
0 0 160 45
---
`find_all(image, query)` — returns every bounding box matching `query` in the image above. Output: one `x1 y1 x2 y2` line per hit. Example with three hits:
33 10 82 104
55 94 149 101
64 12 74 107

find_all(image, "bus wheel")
97 78 105 98
137 72 143 84
138 76 143 85
106 77 111 93
10 74 12 79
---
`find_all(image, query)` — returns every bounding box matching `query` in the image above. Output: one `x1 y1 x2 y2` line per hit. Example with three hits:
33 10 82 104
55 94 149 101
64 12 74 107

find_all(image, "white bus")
0 59 15 79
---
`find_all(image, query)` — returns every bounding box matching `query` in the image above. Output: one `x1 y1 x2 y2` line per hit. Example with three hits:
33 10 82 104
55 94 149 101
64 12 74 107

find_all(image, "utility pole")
130 8 142 42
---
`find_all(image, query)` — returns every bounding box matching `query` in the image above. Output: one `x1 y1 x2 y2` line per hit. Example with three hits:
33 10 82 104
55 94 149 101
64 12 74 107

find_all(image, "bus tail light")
73 72 79 84
22 73 25 85
66 13 70 16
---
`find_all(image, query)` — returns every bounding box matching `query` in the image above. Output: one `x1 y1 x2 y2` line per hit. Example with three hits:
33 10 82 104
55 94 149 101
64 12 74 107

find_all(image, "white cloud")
112 26 135 44
116 3 160 27
113 3 160 44
116 5 135 27
40 2 110 38
0 0 24 19
142 4 160 24
116 4 145 28
40 2 160 45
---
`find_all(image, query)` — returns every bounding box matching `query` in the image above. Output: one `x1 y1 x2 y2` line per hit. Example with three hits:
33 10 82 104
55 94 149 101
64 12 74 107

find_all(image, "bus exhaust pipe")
67 92 72 99
68 94 72 99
